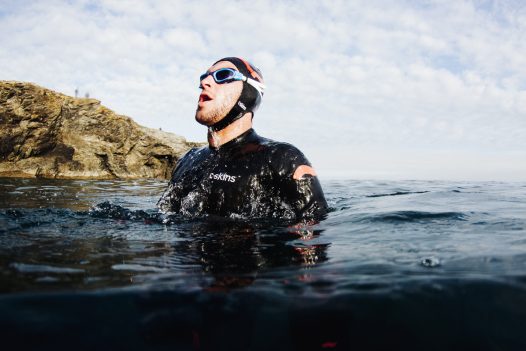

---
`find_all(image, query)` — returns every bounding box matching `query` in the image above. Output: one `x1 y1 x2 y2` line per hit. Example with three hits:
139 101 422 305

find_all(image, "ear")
293 165 317 180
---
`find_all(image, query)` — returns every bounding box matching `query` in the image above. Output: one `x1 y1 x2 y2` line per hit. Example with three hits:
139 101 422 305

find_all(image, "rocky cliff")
0 81 201 179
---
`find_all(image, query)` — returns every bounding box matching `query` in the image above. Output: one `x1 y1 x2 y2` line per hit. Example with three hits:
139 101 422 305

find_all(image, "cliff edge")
0 81 201 179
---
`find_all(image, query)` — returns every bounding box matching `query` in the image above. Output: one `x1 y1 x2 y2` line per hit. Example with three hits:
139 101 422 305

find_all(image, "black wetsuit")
158 129 328 220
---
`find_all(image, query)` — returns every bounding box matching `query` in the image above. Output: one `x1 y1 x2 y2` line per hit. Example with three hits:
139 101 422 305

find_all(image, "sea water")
1 177 525 350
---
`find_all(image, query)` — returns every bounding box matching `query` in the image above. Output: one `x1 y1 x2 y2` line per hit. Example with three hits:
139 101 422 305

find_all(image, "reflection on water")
0 214 328 293
0 178 328 293
0 177 163 211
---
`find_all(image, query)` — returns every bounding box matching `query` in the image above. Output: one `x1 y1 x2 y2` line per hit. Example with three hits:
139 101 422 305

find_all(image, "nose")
200 73 214 89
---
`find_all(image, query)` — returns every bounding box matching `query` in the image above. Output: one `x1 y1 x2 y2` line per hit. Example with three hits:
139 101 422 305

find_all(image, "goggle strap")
245 77 266 95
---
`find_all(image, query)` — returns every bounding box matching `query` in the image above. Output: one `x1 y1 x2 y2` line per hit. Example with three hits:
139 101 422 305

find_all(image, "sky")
1 0 525 181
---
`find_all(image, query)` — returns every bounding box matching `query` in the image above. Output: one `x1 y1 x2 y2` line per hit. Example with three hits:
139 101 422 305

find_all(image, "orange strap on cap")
293 165 317 180
239 57 263 82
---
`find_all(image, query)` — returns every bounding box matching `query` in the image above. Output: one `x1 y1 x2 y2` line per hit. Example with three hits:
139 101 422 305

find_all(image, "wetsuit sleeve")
273 145 328 221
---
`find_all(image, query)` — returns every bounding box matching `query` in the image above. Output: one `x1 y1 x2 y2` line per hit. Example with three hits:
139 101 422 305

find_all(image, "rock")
0 81 202 179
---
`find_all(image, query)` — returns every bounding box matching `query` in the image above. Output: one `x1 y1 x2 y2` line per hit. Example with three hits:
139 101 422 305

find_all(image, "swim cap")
210 57 264 132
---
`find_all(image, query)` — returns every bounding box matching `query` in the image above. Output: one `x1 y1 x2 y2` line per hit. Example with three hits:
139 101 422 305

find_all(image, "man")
158 57 327 221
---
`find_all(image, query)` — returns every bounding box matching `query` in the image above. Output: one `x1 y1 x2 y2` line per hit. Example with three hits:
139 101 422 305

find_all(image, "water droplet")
421 256 440 268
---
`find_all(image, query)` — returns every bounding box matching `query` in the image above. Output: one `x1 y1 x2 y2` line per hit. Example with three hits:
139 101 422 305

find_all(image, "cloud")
1 0 525 180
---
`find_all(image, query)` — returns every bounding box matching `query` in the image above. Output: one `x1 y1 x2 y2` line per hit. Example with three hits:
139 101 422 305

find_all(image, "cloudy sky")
1 0 525 180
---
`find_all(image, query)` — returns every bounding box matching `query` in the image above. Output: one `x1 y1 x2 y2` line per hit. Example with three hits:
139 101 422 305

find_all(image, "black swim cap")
210 57 264 132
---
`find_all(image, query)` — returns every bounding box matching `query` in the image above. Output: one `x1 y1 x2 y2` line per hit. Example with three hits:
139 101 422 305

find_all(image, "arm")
157 147 199 212
282 171 328 220
274 145 328 221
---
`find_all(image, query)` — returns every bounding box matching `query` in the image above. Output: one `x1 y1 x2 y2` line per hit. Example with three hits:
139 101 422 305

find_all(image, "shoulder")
171 146 209 177
251 131 317 179
273 142 307 159
263 140 312 178
178 145 208 163
262 138 309 162
254 134 306 159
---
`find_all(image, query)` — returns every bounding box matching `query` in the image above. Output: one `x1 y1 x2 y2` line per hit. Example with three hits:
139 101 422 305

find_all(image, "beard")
195 88 240 126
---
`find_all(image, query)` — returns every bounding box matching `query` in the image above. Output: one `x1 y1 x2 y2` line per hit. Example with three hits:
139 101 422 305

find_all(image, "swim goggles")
199 68 265 95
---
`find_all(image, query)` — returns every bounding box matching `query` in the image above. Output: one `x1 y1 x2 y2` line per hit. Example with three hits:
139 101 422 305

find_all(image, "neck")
208 113 253 148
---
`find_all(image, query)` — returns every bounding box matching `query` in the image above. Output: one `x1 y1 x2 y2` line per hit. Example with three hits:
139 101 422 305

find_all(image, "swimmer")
158 57 328 220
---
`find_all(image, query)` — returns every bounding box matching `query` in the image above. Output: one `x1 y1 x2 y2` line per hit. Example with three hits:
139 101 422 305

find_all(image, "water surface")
1 177 525 350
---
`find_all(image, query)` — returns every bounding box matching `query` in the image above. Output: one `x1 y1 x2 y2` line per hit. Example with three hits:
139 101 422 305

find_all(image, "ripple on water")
111 264 168 273
10 263 85 274
359 210 468 223
1 178 526 294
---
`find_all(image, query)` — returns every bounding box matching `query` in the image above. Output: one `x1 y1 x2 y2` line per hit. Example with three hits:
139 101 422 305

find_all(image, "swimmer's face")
195 61 243 126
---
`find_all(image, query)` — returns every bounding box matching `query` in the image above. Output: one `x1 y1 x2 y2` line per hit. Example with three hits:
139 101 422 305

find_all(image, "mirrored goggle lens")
200 68 238 84
213 68 236 82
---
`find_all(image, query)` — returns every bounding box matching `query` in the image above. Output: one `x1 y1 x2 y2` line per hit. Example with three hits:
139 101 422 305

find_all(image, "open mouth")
199 93 212 103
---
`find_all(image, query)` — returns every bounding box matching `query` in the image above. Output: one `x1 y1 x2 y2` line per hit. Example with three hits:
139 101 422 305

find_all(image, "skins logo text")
209 172 237 183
